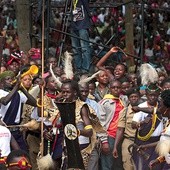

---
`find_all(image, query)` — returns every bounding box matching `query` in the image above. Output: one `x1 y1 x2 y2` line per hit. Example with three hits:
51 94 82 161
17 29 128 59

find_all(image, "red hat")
7 51 21 66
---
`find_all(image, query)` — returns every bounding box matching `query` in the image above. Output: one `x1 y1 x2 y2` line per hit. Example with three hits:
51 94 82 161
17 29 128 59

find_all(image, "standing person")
79 82 107 170
0 71 37 151
99 80 125 170
70 0 92 73
131 84 163 170
113 88 141 170
59 80 93 169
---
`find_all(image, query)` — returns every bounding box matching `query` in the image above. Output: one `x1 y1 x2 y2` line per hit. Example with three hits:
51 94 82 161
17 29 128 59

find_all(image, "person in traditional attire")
132 84 163 170
58 80 93 169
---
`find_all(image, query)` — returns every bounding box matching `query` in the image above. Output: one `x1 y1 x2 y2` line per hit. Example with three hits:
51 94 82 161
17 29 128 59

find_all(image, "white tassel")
139 63 158 85
37 153 55 170
64 51 74 80
156 125 170 156
49 64 62 88
79 71 101 84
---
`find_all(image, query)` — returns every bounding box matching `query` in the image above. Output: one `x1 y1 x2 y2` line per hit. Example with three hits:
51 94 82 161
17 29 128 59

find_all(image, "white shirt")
0 125 11 157
0 89 28 124
132 101 163 137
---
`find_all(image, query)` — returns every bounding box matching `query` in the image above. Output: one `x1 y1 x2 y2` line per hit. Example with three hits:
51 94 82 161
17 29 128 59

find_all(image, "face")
4 75 14 89
61 84 76 102
121 82 131 94
21 75 32 90
53 67 63 77
129 93 140 106
79 85 89 101
146 91 160 106
114 64 126 79
109 81 122 97
46 76 57 90
7 61 20 75
162 82 170 91
159 100 170 118
88 83 96 95
128 74 137 86
48 57 57 68
97 71 109 85
158 76 165 85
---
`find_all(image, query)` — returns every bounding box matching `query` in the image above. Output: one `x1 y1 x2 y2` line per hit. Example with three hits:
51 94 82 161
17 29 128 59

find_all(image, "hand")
43 129 53 141
113 147 118 158
110 46 119 53
132 106 140 112
137 144 147 151
101 142 110 155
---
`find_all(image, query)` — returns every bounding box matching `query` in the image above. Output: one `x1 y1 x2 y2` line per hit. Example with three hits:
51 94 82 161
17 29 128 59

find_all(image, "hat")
7 51 21 66
146 83 160 93
0 71 15 82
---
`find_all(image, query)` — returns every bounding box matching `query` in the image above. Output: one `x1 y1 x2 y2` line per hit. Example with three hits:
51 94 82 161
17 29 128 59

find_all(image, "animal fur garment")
37 153 55 170
139 63 158 85
64 51 74 80
156 124 170 156
49 64 62 88
78 70 101 84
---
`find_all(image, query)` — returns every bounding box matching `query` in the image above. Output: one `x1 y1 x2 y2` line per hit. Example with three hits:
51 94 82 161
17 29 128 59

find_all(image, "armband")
84 125 92 130
37 98 42 107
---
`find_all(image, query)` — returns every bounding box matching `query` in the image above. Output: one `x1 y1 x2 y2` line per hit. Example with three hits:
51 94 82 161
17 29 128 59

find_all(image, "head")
96 70 109 86
45 76 58 91
6 150 31 170
61 80 79 102
7 60 20 76
146 84 160 106
121 81 131 94
109 80 122 97
160 78 170 91
126 88 140 106
128 73 137 87
21 74 33 90
0 71 15 90
53 66 63 77
114 63 127 80
159 90 170 118
79 83 89 101
88 80 96 95
47 57 57 69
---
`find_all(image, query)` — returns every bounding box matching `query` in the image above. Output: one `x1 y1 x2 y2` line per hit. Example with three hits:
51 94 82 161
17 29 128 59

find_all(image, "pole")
40 0 45 156
140 0 144 64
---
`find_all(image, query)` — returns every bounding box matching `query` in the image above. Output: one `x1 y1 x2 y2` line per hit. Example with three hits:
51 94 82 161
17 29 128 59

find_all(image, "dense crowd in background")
0 0 170 170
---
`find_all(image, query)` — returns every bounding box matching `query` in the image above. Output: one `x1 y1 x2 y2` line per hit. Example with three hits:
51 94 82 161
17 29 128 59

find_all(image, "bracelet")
37 98 42 107
84 125 92 130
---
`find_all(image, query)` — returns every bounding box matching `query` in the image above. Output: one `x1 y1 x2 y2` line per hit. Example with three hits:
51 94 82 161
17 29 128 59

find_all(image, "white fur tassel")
156 125 170 156
79 71 101 84
64 51 74 79
139 63 158 85
37 153 55 170
49 64 62 88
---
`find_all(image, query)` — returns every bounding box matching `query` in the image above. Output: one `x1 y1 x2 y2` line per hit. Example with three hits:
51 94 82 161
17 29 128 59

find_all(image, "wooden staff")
40 0 45 156
0 36 5 74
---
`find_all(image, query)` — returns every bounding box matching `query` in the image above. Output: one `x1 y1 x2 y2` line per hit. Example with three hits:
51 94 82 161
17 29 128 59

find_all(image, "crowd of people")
0 0 170 170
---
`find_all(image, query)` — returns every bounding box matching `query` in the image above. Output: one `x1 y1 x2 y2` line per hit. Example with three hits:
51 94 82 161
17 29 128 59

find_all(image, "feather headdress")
64 51 74 80
139 63 158 86
49 64 62 88
78 70 101 85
